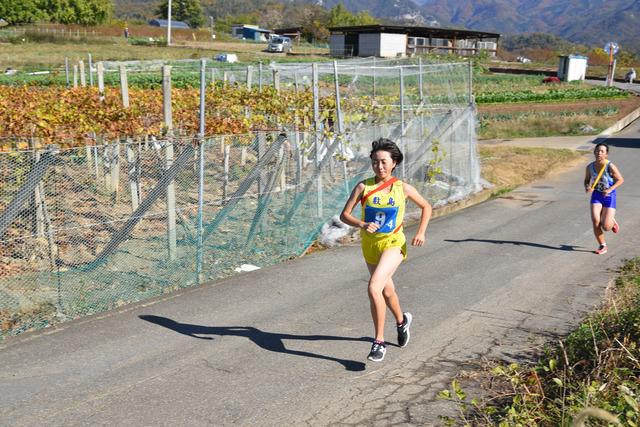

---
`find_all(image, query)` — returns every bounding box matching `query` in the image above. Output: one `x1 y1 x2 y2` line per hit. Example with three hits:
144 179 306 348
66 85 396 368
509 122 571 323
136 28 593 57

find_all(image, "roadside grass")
479 146 584 195
439 257 640 426
478 112 614 139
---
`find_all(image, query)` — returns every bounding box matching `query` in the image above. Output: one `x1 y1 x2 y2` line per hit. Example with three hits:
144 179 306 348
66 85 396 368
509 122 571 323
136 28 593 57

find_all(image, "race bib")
364 206 399 233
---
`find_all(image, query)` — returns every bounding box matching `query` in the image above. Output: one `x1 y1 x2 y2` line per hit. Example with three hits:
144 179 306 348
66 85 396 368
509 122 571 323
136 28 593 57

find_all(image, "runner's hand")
412 233 425 246
364 222 380 233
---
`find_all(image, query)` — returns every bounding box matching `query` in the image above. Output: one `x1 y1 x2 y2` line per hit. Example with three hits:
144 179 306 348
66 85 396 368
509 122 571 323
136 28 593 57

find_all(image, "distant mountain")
312 0 433 25
303 0 640 54
416 0 640 54
112 0 640 54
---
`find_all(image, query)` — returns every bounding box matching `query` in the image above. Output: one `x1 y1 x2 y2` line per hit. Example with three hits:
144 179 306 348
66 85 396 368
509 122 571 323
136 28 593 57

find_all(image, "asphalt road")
1 121 639 426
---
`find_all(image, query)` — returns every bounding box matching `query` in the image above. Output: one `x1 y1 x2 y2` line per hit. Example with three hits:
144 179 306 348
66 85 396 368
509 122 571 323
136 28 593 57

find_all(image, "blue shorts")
591 190 616 208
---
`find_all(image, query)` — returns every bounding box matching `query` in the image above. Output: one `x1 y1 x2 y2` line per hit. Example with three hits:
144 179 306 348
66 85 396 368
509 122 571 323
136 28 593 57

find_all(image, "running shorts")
591 189 616 209
361 232 407 265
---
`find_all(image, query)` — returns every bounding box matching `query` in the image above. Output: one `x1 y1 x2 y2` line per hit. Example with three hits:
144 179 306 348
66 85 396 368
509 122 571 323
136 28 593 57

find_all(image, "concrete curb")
598 105 640 136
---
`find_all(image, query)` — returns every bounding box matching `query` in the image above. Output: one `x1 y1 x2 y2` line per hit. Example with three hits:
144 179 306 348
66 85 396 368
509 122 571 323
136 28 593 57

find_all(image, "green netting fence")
0 58 479 338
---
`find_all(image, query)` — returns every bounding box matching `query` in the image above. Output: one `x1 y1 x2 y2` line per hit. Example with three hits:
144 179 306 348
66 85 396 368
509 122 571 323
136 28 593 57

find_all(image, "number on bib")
374 212 386 227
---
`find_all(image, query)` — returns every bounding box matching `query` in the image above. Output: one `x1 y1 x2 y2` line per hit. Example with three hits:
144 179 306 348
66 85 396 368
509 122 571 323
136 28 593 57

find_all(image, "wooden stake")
119 64 129 108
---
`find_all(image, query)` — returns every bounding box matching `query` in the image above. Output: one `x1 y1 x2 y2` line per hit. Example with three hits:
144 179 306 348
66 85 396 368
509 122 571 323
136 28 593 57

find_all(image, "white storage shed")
557 55 588 82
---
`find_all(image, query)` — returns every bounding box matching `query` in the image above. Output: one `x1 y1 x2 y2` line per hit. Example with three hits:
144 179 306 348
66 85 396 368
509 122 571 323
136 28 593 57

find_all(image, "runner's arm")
340 182 378 232
604 163 624 195
584 165 592 193
403 182 432 246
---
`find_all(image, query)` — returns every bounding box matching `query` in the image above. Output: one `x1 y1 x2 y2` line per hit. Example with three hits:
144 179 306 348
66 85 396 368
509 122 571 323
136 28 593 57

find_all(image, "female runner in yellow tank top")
340 138 432 362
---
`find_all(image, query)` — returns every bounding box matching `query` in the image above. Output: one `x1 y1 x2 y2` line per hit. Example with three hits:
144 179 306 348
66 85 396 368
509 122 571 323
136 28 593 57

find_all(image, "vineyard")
0 58 481 338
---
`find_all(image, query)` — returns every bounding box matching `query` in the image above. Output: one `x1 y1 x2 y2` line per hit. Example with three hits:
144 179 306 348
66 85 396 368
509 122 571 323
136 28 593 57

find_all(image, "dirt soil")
478 96 640 119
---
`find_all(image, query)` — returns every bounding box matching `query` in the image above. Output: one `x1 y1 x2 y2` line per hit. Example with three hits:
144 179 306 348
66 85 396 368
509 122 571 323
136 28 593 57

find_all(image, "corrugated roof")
329 24 499 39
149 19 190 29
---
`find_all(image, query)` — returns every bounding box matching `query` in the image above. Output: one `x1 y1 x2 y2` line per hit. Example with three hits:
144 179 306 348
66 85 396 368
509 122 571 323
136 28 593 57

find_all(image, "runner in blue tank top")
583 142 624 255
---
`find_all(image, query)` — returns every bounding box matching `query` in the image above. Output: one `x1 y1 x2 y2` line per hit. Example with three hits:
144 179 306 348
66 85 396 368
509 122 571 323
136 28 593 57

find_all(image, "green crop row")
480 106 619 122
476 86 627 104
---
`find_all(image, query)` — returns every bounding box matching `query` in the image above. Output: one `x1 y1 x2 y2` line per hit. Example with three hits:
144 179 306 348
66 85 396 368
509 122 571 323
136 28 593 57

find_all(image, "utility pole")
167 0 172 46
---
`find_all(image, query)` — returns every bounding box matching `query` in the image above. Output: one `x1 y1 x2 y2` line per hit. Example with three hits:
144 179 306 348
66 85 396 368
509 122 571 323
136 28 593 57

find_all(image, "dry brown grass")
479 145 585 190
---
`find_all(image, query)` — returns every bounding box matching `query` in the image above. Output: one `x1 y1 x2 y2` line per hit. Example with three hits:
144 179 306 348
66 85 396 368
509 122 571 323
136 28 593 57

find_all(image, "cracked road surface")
1 123 639 426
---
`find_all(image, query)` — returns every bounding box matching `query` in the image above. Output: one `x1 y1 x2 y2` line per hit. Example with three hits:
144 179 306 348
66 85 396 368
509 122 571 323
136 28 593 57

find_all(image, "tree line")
0 0 112 25
0 0 379 43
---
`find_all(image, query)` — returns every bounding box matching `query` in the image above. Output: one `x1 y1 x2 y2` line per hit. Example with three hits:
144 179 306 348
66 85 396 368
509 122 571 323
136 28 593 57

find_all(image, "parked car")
268 36 292 53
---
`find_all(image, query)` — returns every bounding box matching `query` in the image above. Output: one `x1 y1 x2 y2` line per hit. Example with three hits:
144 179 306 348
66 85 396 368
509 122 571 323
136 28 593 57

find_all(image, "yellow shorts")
361 232 407 265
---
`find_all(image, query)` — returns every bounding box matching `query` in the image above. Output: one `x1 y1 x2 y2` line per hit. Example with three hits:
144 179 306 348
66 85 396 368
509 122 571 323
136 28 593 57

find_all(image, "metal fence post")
162 65 176 261
400 66 406 179
196 59 206 284
333 60 349 196
468 57 473 104
419 57 424 100
65 57 70 88
312 63 322 217
372 56 376 98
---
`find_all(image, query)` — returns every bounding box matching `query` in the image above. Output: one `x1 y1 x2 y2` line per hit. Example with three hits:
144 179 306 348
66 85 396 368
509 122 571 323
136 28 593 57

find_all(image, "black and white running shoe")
397 312 413 348
367 341 387 362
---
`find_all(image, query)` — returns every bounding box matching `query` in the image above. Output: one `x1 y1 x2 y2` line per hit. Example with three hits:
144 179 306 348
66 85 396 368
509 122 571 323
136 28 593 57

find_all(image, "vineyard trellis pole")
73 64 78 88
88 53 94 87
119 65 129 108
246 65 252 89
97 62 105 101
162 65 177 261
65 57 70 88
79 60 86 87
126 140 140 211
273 67 280 92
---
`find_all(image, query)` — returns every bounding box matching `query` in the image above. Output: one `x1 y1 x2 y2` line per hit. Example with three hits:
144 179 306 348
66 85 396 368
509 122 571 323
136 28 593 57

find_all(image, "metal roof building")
149 19 190 29
329 24 500 58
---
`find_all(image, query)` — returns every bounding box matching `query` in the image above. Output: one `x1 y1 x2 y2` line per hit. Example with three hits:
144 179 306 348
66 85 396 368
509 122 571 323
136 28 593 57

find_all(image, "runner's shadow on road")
445 238 592 253
140 315 367 372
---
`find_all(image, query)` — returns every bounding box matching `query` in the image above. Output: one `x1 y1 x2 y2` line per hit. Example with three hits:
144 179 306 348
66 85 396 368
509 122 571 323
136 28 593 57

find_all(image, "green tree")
0 0 48 24
326 3 377 28
0 0 111 25
156 0 205 28
46 0 112 25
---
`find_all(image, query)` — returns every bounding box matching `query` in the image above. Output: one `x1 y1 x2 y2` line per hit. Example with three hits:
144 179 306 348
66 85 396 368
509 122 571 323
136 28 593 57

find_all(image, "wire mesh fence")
0 58 479 338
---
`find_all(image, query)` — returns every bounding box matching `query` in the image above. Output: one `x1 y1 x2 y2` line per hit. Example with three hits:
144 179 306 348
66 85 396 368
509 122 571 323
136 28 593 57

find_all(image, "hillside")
112 0 640 54
418 0 640 55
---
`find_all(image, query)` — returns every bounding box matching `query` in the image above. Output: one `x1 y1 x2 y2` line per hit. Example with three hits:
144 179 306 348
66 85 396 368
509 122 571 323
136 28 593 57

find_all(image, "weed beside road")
440 257 640 426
